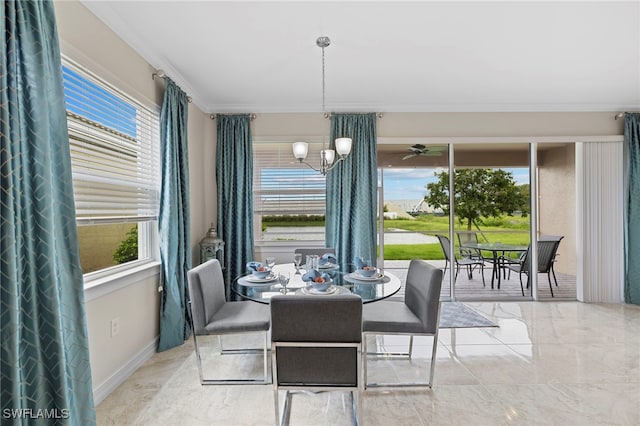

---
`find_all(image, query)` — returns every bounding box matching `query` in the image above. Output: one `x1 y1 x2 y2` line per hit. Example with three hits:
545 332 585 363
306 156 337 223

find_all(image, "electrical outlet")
110 317 120 337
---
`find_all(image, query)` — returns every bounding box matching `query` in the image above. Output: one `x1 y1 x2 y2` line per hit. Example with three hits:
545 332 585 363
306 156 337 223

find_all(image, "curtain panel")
158 79 192 351
216 114 254 299
326 113 378 268
624 113 640 304
1 1 96 424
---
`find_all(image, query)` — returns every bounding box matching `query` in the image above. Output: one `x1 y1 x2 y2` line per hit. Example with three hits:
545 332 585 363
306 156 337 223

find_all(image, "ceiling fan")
402 144 447 160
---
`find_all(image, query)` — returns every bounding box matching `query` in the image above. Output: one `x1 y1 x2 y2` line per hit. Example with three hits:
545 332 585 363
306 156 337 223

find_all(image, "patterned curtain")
326 113 378 268
1 1 96 424
216 115 254 299
624 113 640 304
158 79 192 351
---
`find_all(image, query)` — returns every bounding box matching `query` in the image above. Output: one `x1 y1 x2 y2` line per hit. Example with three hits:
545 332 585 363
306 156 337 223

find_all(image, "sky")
382 167 530 201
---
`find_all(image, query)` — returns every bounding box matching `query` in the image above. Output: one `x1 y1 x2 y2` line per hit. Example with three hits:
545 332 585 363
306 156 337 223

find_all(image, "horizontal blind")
253 142 327 215
63 63 160 224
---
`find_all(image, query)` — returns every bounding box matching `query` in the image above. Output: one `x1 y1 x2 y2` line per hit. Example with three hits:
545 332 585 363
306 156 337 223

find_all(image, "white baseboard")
92 337 158 405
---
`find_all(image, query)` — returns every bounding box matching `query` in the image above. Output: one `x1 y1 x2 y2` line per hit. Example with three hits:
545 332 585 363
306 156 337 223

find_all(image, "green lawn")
382 214 530 260
263 213 531 260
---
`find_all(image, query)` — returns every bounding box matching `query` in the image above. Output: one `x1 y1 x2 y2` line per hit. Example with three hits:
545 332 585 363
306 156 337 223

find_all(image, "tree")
113 226 138 264
425 169 528 230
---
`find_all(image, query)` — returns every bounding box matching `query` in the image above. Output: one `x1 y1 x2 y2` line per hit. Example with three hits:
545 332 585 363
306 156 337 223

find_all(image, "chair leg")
281 391 293 426
408 335 414 358
551 264 559 286
352 390 361 426
196 332 270 385
193 332 206 385
519 273 525 296
428 333 438 388
548 272 555 297
362 335 368 390
273 388 280 426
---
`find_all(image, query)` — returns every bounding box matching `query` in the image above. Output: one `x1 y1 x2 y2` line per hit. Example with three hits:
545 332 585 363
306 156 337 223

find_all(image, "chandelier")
292 36 352 175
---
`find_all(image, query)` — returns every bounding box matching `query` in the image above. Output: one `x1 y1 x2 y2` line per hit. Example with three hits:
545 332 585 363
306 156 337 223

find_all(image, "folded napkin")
353 256 367 269
302 269 332 282
246 261 263 272
319 253 337 265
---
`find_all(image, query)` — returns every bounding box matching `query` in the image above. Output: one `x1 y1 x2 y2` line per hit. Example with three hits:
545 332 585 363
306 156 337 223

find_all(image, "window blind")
62 63 160 224
253 142 327 215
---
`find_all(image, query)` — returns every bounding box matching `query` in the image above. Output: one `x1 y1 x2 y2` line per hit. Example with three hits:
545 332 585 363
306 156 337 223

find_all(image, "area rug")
438 302 498 328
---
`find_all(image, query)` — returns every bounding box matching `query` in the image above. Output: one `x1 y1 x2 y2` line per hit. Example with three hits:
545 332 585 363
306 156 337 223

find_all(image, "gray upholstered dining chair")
362 259 443 389
293 247 335 265
187 259 270 385
270 294 363 425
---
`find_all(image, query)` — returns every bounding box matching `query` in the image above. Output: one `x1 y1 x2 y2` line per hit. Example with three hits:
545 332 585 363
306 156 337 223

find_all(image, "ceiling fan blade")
421 151 443 156
402 153 417 160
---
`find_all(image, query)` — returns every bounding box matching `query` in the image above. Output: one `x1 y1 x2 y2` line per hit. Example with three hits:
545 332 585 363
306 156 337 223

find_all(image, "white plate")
318 263 338 269
299 285 339 295
349 271 384 281
245 274 277 283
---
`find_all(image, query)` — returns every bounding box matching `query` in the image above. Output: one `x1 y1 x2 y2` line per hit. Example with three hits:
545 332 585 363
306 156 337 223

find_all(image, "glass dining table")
232 262 402 304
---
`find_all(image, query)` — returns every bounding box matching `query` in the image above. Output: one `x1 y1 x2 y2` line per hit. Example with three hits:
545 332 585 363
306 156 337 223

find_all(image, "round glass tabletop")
232 262 401 304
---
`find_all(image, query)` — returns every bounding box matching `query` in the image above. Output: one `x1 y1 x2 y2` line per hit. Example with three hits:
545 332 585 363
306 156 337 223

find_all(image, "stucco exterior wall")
538 145 576 274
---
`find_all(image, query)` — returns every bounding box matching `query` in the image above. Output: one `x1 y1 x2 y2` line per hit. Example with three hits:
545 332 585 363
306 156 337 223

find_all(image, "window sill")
84 261 161 302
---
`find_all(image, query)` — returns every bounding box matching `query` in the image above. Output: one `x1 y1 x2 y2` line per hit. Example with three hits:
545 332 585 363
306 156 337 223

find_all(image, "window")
253 141 326 242
62 60 160 276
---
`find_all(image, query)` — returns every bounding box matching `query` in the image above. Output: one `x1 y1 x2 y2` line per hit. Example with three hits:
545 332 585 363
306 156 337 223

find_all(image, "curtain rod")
324 112 384 119
152 69 192 103
209 114 257 120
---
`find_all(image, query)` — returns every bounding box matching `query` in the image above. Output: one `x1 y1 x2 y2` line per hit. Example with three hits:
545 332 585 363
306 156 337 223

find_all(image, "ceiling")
82 1 640 114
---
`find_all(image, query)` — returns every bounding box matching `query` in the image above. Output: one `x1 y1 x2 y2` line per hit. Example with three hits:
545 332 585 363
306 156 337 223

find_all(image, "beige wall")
54 1 214 398
538 145 577 274
252 112 623 139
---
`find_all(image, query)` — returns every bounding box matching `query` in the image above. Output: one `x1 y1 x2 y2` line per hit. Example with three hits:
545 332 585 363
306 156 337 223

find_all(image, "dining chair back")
187 259 270 385
294 247 335 265
270 294 363 425
362 259 442 389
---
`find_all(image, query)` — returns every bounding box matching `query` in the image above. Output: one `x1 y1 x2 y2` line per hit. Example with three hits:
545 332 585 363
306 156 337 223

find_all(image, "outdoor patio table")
460 242 528 289
232 262 401 303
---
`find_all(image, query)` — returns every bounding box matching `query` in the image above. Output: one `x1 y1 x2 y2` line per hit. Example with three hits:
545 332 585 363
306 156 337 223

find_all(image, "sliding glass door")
378 141 577 302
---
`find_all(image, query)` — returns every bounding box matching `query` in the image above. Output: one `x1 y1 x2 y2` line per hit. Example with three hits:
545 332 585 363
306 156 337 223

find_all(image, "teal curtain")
158 79 192 351
1 1 96 424
326 113 378 268
624 113 640 304
216 115 254 299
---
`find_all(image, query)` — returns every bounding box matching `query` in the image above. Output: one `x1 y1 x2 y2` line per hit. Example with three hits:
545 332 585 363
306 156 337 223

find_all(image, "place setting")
297 268 349 296
238 259 278 286
344 256 388 284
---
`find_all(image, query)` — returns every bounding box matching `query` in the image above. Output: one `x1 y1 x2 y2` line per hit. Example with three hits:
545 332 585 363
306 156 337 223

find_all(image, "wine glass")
293 253 302 275
278 272 290 294
265 256 276 271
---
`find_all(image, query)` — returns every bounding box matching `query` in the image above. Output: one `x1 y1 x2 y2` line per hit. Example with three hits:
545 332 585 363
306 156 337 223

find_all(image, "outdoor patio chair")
187 259 270 385
362 259 443 389
503 236 564 297
456 231 485 262
437 235 485 286
270 294 363 425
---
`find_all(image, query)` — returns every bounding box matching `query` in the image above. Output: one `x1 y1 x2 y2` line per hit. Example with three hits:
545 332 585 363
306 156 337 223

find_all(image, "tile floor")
96 301 640 425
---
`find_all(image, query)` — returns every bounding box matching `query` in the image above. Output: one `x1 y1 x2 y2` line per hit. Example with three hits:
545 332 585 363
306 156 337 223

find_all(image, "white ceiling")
82 1 640 114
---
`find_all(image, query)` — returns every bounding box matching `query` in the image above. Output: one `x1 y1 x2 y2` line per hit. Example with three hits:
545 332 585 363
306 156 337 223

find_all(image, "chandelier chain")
321 44 326 114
